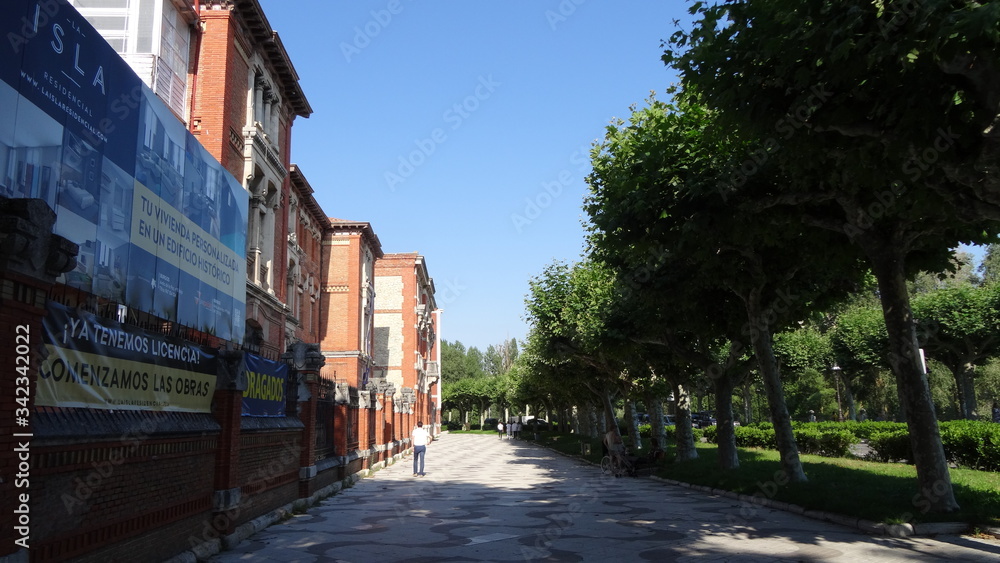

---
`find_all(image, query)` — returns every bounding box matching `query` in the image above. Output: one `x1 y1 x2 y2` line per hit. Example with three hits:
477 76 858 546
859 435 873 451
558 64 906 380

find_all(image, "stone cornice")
231 0 312 117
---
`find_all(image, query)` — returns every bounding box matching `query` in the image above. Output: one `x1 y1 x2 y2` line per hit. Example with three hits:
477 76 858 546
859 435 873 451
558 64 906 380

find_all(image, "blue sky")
256 1 692 352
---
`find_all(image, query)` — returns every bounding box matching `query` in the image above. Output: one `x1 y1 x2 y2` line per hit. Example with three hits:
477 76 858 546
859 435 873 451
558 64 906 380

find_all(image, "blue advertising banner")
243 354 288 417
0 0 248 342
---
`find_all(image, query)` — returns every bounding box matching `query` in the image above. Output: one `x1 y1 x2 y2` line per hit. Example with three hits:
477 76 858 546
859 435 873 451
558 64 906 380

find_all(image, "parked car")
663 415 676 426
523 418 550 431
692 412 717 428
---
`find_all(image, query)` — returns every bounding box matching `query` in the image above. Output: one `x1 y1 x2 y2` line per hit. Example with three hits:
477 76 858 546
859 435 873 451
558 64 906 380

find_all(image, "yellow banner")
131 181 243 298
37 346 215 412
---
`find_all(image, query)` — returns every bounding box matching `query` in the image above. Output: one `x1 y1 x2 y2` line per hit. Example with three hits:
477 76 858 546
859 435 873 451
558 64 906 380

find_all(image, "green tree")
663 0 1000 512
774 326 841 420
524 260 634 442
585 96 866 480
913 284 1000 418
979 244 1000 286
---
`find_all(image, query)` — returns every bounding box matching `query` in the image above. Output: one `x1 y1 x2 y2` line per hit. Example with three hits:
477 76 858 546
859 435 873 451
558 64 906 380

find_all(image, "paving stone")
207 434 1000 562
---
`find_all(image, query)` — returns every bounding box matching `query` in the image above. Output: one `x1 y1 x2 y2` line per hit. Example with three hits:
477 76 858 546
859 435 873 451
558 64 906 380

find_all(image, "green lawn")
530 432 1000 527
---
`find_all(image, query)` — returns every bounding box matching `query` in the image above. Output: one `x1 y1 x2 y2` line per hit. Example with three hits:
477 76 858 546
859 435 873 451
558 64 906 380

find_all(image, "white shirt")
412 426 429 446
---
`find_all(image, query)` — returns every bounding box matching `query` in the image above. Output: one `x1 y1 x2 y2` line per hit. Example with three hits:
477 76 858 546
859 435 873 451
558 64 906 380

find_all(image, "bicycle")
600 450 634 477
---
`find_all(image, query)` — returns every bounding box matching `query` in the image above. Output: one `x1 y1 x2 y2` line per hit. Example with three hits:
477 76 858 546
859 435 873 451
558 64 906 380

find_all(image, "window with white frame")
70 0 191 120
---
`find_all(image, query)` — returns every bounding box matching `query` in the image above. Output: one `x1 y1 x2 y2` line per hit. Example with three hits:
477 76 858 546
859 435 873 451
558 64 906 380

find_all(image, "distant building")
374 253 441 433
287 165 328 346
319 219 382 389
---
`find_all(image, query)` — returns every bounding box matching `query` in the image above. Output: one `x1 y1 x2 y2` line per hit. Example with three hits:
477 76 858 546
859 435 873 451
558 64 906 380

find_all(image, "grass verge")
532 432 1000 527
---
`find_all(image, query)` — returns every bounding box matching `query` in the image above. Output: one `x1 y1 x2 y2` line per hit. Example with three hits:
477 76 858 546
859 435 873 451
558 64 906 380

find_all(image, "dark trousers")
413 445 426 475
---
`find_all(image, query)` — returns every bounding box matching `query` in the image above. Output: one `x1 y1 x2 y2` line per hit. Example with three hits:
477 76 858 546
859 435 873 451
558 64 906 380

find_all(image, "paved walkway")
208 434 1000 562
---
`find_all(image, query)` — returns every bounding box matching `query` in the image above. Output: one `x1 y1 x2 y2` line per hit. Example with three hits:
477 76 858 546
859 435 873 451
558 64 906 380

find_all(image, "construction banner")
242 354 288 417
38 302 217 412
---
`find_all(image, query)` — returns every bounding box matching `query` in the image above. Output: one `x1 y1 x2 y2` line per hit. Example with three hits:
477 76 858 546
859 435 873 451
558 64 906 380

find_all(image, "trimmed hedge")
655 418 1000 469
867 430 912 463
794 427 856 458
723 425 855 457
940 421 1000 471
734 425 777 449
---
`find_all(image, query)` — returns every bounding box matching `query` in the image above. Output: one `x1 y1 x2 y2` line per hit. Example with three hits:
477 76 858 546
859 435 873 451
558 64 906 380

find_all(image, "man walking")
412 421 429 477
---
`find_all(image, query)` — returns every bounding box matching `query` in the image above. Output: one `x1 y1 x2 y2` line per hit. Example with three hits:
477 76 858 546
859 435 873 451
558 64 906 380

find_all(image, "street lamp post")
831 364 843 422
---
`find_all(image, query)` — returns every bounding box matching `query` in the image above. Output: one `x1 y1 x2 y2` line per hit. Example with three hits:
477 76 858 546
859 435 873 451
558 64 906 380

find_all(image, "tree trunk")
746 287 807 483
953 363 978 419
625 399 641 449
868 242 959 512
673 381 698 461
648 392 667 449
587 402 601 438
714 374 739 469
742 378 753 425
838 370 857 421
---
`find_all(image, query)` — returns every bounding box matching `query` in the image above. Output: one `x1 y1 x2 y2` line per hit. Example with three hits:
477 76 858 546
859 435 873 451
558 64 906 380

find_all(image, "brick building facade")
374 253 442 434
0 0 439 561
189 0 313 360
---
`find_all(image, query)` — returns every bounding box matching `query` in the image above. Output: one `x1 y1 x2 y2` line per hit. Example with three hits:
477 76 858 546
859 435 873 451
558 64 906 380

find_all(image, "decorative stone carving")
216 349 247 391
0 197 78 281
334 382 351 405
282 341 325 372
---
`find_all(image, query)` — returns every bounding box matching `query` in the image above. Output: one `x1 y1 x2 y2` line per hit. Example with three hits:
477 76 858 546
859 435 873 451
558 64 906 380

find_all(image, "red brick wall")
30 437 216 561
190 10 248 181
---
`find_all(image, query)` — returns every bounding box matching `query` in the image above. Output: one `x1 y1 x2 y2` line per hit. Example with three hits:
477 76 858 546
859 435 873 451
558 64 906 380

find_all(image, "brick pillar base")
282 343 323 498
211 350 247 536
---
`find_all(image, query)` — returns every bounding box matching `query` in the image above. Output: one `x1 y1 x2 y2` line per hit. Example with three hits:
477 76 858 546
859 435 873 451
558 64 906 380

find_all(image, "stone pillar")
253 77 264 125
210 349 246 535
282 342 324 497
376 381 395 460
262 94 273 137
0 198 77 558
334 382 350 477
